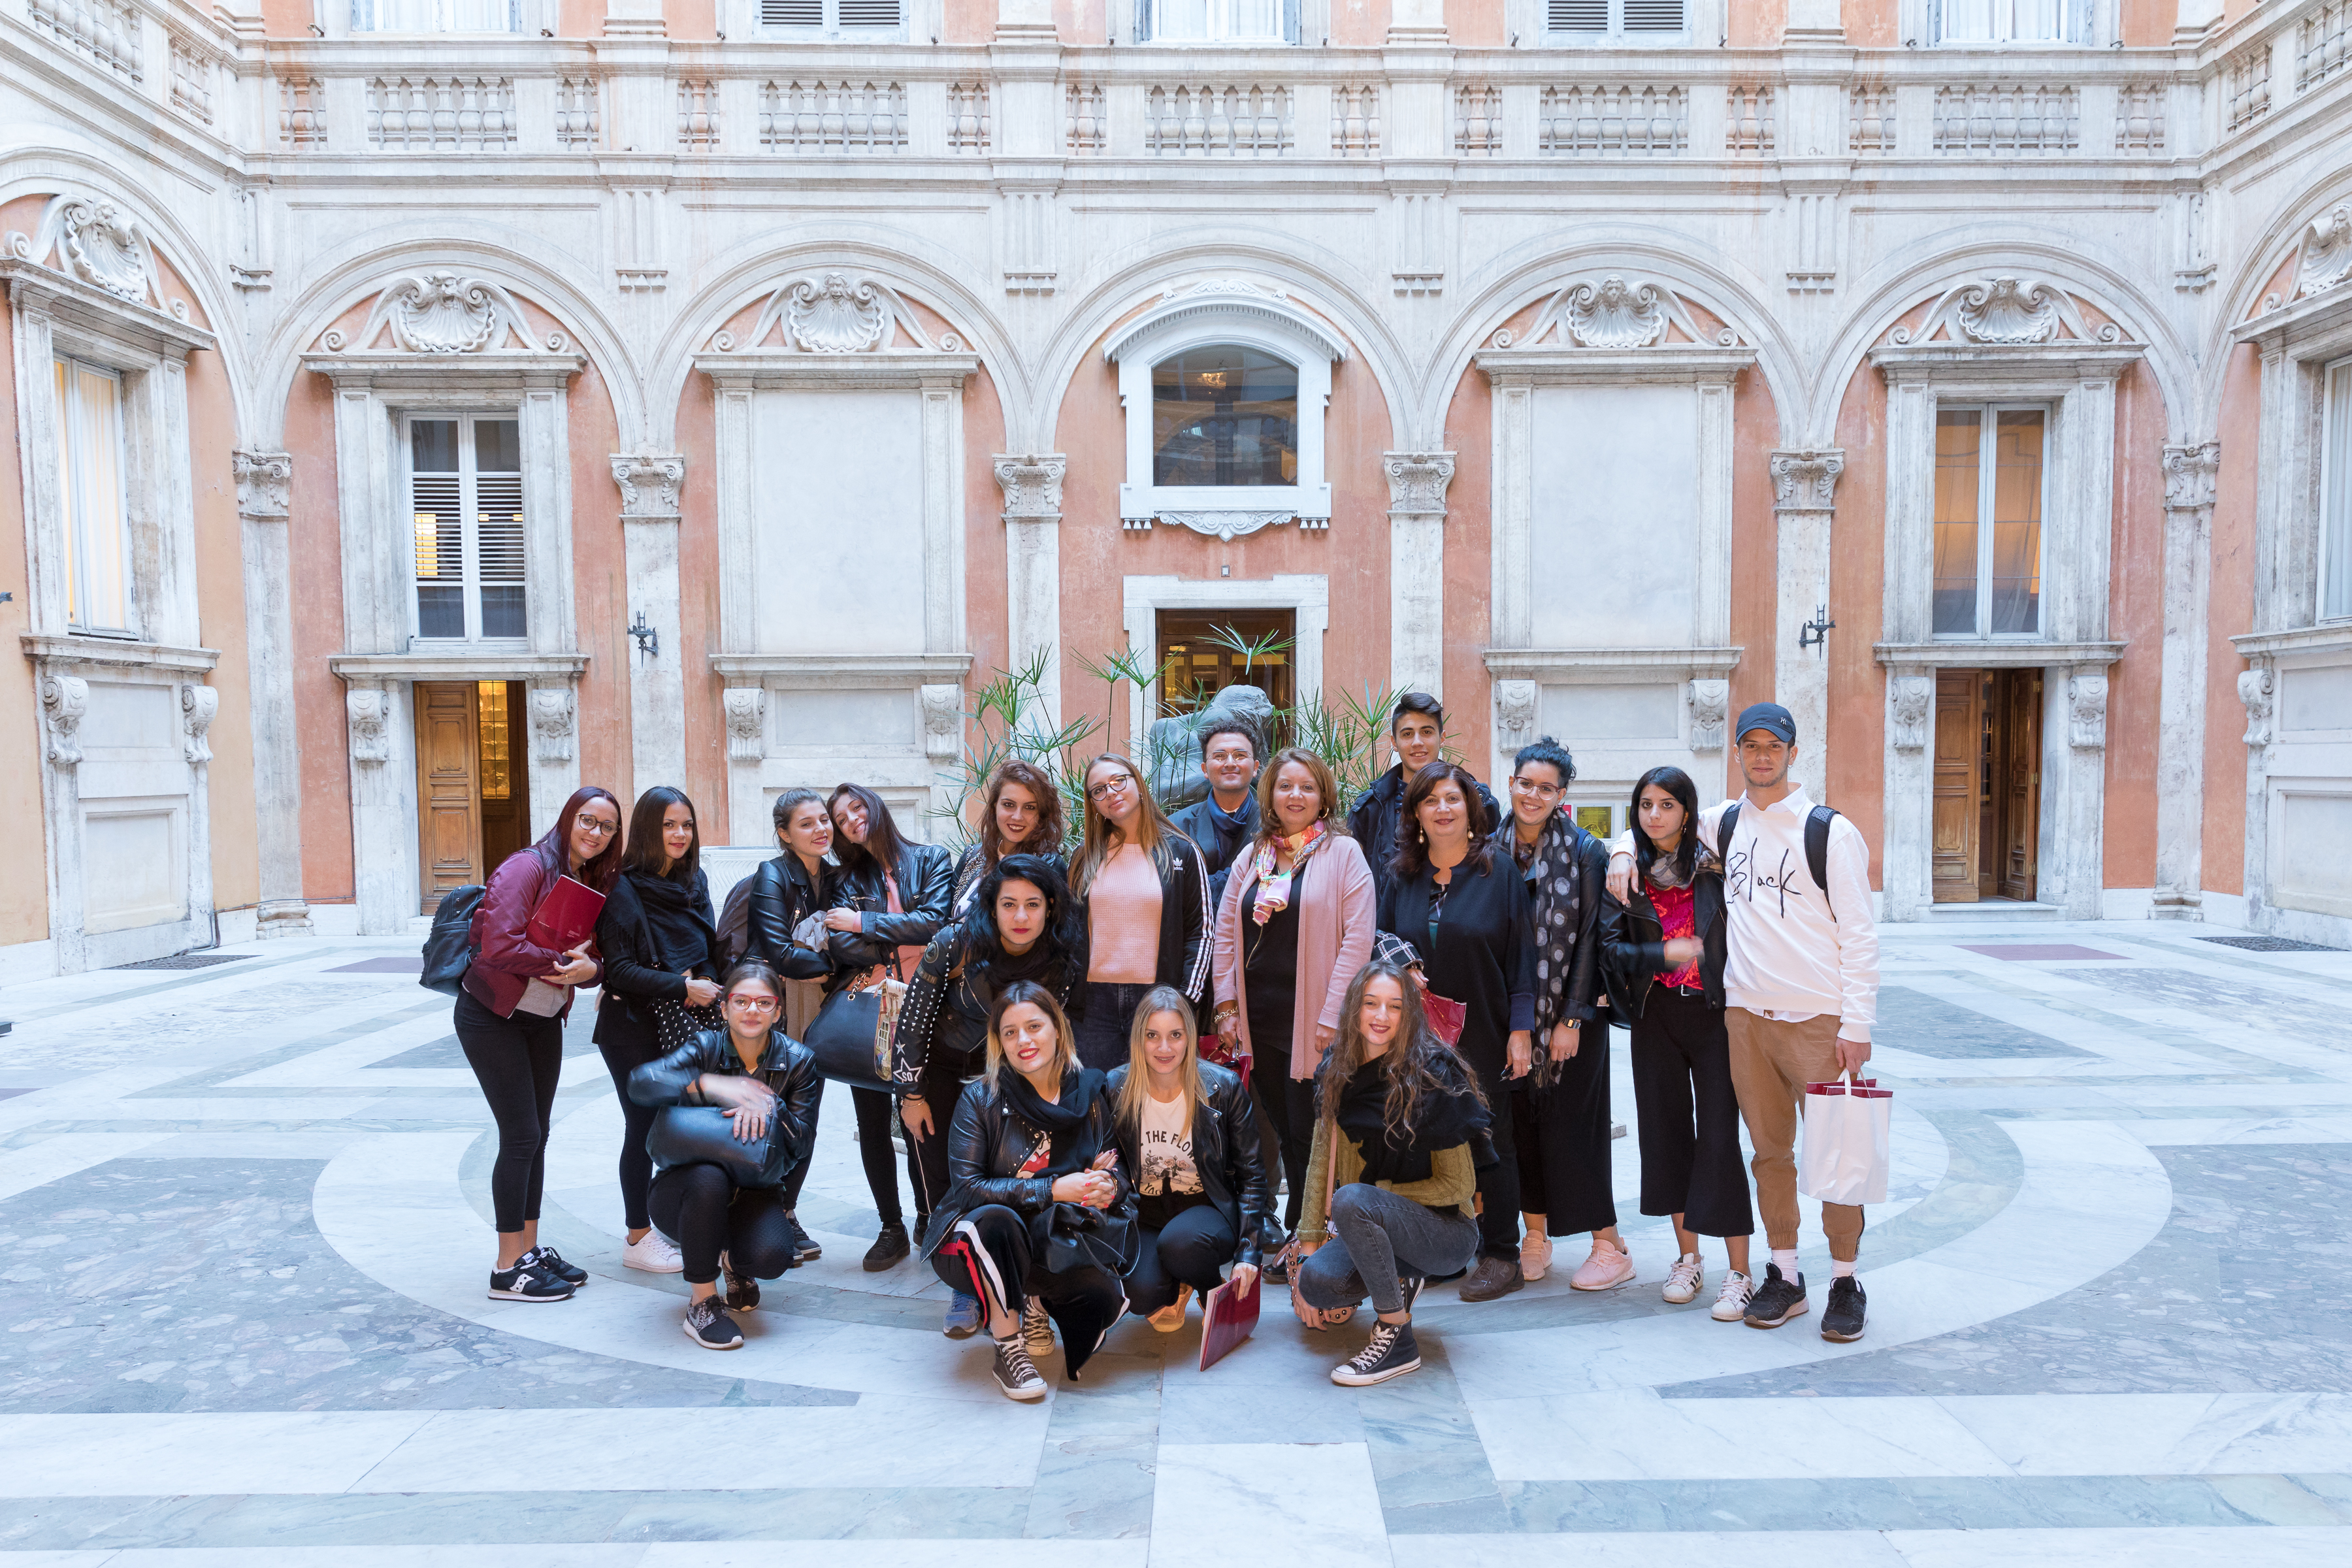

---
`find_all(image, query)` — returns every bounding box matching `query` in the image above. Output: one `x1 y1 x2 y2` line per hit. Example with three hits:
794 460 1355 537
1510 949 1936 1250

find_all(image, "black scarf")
1334 1048 1488 1186
997 1065 1109 1175
628 865 716 977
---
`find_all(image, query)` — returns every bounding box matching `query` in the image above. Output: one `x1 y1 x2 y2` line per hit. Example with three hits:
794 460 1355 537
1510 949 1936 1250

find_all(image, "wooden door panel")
1931 670 1982 902
1998 671 2042 902
416 681 482 915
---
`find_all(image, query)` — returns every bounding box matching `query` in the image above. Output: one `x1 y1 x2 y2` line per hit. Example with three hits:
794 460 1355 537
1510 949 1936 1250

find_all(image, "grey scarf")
1512 813 1584 1070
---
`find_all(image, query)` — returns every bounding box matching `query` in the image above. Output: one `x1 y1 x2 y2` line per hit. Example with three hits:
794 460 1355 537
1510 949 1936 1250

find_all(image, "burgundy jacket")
463 826 606 1020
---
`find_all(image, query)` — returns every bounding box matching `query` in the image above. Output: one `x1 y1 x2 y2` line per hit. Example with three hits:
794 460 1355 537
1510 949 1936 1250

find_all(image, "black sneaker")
723 1266 761 1313
1743 1262 1810 1329
1330 1319 1422 1386
990 1336 1048 1401
522 1246 586 1287
864 1220 911 1272
683 1298 743 1350
1397 1273 1426 1316
1821 1274 1867 1342
785 1211 820 1264
489 1258 573 1301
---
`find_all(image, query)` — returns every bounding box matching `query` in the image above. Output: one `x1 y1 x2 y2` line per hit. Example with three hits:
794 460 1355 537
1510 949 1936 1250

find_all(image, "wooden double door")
415 680 530 914
1931 668 2042 904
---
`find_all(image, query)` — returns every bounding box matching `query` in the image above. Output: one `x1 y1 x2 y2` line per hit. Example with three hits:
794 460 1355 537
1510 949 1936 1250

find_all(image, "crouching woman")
627 961 823 1351
1107 987 1271 1333
1292 959 1497 1387
923 981 1134 1402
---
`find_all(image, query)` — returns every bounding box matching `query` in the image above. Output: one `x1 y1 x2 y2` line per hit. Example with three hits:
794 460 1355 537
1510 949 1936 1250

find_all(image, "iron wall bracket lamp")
1799 604 1836 650
629 611 659 661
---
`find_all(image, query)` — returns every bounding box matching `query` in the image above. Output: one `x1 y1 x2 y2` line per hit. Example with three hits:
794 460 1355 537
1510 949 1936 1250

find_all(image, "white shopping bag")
1798 1073 1892 1205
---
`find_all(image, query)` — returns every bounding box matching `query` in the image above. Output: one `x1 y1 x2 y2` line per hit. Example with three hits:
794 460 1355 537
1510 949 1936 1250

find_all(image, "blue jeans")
1072 980 1155 1071
1296 1183 1480 1316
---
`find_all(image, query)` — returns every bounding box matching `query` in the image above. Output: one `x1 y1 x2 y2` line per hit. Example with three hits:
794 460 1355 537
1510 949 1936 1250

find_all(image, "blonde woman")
921 981 1132 1401
1068 751 1213 1070
1106 987 1271 1331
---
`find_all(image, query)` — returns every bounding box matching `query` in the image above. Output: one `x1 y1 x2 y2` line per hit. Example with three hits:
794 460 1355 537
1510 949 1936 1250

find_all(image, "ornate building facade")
4 0 2350 975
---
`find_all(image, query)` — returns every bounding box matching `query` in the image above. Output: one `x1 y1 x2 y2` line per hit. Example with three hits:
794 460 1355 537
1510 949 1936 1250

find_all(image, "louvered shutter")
836 0 900 25
761 0 822 26
474 470 526 640
1550 0 1607 30
1622 0 1684 30
412 466 465 639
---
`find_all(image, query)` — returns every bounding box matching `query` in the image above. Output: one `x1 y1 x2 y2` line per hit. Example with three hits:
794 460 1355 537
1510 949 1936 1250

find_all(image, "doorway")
1931 668 2042 904
1154 608 1296 721
414 679 530 914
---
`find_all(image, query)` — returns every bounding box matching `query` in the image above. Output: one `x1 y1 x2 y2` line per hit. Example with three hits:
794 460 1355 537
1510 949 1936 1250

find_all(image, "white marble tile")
642 1546 1147 1568
0 1131 176 1201
1885 1525 2352 1568
1415 1532 1911 1567
2127 1116 2352 1145
220 1007 466 1088
1149 1443 1385 1567
1471 1388 2009 1481
0 1412 431 1496
103 1552 647 1568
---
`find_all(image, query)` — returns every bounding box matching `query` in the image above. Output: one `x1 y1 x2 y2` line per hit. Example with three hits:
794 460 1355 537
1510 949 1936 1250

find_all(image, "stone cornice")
328 651 589 682
1 259 215 359
2230 625 2352 660
1475 347 1754 387
1483 647 1742 683
21 633 220 676
708 652 974 687
1874 640 2125 670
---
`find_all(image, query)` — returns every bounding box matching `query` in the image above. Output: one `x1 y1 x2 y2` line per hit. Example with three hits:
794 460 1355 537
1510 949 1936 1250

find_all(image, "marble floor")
3 916 2350 1565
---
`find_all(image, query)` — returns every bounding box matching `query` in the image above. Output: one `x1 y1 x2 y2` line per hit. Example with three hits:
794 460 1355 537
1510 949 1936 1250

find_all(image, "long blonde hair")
981 980 1079 1092
1071 751 1185 896
1114 985 1203 1134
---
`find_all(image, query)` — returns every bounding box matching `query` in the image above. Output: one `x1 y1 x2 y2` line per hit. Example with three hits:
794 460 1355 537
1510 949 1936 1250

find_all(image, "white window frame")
1141 0 1291 45
1933 400 2052 642
403 411 528 647
54 356 135 638
753 0 910 40
1916 0 2102 46
348 0 525 32
2323 357 2352 623
1544 0 1693 44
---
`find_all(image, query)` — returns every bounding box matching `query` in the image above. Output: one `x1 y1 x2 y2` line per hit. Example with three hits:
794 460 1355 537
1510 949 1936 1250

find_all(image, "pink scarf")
1250 824 1326 926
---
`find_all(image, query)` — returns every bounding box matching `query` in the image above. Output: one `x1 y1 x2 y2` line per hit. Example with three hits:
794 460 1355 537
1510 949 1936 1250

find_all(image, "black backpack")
420 884 487 996
1716 803 1841 920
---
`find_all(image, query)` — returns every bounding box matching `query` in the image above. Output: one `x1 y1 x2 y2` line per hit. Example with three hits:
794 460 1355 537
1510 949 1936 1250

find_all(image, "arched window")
1151 346 1299 487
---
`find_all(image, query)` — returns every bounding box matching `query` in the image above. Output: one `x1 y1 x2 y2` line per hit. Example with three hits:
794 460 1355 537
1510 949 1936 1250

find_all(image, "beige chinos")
1724 1009 1864 1262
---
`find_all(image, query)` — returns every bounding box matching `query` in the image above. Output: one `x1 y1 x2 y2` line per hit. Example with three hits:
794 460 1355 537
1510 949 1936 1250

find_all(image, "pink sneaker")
1569 1241 1636 1291
1521 1230 1553 1281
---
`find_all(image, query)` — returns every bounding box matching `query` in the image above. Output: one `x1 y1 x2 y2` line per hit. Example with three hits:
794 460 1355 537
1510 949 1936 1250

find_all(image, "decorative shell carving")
1892 276 2124 348
334 272 536 354
1497 274 1740 351
721 272 943 355
22 195 168 308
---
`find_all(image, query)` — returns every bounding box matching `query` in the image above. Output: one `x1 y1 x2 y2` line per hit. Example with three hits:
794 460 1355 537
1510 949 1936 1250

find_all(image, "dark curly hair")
1390 760 1497 882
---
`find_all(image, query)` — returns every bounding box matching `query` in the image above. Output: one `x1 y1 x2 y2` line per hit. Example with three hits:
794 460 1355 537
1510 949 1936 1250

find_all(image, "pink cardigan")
1213 832 1377 1080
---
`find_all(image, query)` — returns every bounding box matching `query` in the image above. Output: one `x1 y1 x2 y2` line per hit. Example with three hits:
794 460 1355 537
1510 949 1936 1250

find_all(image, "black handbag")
803 974 903 1090
646 1103 788 1188
649 996 722 1052
1041 1194 1142 1278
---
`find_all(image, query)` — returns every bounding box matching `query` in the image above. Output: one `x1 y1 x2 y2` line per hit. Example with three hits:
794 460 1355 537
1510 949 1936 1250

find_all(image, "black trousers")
455 990 564 1234
1123 1202 1237 1315
930 1203 1126 1375
1465 1047 1522 1262
1512 1018 1618 1236
648 1162 796 1285
1631 987 1754 1238
597 1037 662 1233
779 1081 907 1226
1072 979 1154 1071
907 1051 979 1237
1250 1051 1319 1232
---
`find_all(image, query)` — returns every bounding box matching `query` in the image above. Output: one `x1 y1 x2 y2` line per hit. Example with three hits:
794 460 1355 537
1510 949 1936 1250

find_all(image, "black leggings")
598 1038 661 1233
1124 1203 1238 1315
1630 986 1754 1238
648 1162 796 1285
455 990 564 1234
1466 1046 1523 1262
1250 1053 1319 1232
779 1081 907 1225
907 1053 979 1232
930 1203 1126 1376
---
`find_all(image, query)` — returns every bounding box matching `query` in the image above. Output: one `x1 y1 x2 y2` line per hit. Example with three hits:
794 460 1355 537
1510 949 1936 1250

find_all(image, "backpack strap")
1805 805 1840 921
1716 802 1739 858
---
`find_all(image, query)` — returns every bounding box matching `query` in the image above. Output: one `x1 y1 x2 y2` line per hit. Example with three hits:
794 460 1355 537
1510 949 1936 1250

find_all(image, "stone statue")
1145 683 1276 809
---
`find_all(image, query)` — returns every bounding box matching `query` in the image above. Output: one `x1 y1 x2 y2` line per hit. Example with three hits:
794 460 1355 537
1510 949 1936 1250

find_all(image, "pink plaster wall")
947 0 996 42
1827 358 1887 889
2205 342 2261 897
0 206 38 948
1731 0 1788 47
1844 0 1897 48
1331 0 1392 48
2103 359 2167 891
1449 0 1504 47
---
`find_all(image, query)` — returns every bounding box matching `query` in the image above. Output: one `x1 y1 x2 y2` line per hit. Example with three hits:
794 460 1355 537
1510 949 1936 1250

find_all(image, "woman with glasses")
950 760 1068 916
1068 752 1214 1071
455 785 623 1303
627 961 824 1350
1489 738 1622 1289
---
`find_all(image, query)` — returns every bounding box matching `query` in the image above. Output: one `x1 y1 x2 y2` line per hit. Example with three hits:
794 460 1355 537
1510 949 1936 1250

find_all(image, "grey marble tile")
1876 987 2094 1059
1023 1348 1158 1538
1362 1347 1508 1533
2057 968 2352 1053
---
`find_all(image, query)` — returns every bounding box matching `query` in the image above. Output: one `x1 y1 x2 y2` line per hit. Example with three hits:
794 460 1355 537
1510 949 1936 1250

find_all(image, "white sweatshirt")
1616 788 1879 1041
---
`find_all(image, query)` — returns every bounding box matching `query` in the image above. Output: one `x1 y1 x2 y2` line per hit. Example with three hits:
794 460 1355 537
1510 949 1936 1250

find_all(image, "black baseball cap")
1735 702 1797 745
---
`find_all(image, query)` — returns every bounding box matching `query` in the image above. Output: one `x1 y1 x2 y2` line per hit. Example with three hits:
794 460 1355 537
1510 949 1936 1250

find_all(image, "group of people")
446 690 1880 1390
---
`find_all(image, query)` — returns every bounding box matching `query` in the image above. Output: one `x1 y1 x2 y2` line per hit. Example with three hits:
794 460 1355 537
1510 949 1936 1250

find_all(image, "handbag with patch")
648 996 723 1053
802 968 907 1090
646 1102 794 1188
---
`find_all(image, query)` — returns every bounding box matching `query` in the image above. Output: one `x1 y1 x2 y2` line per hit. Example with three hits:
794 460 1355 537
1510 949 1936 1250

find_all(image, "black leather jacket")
1599 871 1729 1018
745 853 834 983
1105 1060 1273 1266
826 841 955 988
1169 792 1260 912
592 868 715 1051
625 1028 825 1186
890 923 1082 1094
920 1070 1130 1260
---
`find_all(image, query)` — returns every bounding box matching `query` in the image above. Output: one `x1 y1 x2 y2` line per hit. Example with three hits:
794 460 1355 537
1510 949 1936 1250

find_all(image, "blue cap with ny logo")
1734 702 1797 745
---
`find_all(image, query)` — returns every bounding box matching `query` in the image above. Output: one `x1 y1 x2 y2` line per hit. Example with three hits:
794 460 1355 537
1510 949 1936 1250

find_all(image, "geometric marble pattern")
3 917 2350 1563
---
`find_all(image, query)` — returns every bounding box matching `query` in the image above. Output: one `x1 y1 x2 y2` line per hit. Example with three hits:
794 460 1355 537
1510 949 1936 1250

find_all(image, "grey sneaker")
1458 1255 1524 1302
991 1336 1048 1401
1742 1262 1809 1329
683 1298 743 1350
1330 1319 1422 1386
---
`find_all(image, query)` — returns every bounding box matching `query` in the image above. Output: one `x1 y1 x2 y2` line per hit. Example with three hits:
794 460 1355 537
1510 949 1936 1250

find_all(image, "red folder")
1422 989 1467 1048
527 874 605 954
1198 1269 1260 1371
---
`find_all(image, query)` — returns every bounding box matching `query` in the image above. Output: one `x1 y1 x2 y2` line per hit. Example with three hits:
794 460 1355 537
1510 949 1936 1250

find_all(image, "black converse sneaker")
521 1246 586 1287
991 1337 1048 1401
1331 1318 1422 1386
488 1256 573 1302
1397 1273 1426 1316
1742 1262 1810 1329
1820 1275 1867 1342
683 1298 743 1350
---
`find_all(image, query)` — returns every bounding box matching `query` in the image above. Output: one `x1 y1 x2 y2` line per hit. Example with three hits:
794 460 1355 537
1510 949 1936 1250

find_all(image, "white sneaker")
1021 1296 1054 1356
623 1231 684 1273
1711 1269 1756 1322
1663 1253 1704 1304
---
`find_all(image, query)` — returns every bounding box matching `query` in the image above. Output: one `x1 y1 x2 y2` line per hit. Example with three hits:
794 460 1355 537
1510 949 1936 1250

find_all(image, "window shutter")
761 0 822 25
474 474 525 587
1550 0 1607 31
1622 0 1685 30
836 0 900 25
412 473 463 581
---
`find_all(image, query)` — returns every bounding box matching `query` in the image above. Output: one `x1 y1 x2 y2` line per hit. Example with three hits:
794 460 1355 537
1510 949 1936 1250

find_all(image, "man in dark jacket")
1168 717 1262 912
1347 691 1502 906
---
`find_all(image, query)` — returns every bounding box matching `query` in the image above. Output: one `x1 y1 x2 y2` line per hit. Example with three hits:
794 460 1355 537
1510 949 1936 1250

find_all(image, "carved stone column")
234 450 310 936
2238 662 2276 924
182 683 219 943
1881 668 1935 922
528 682 580 839
722 686 768 845
1771 448 1844 802
2050 668 2111 919
2153 442 2219 919
37 673 90 973
613 453 685 813
1386 452 1455 699
344 679 414 936
994 454 1066 726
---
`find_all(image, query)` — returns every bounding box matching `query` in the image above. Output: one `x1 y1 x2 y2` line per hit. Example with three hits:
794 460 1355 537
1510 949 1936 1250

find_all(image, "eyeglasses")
1509 777 1563 801
727 996 780 1013
1087 776 1135 802
574 819 619 837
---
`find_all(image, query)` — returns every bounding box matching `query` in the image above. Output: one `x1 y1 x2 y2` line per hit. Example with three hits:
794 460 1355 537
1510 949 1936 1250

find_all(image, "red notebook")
1198 1269 1260 1371
1422 989 1467 1047
526 874 605 954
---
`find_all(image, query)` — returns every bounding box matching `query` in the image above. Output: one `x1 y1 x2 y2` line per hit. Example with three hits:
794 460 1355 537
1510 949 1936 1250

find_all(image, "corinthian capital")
1770 448 1845 512
993 453 1066 520
1384 451 1456 517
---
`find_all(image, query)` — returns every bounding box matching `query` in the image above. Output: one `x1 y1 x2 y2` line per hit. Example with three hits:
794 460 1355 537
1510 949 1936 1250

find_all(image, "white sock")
1833 1259 1857 1279
1771 1248 1799 1277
